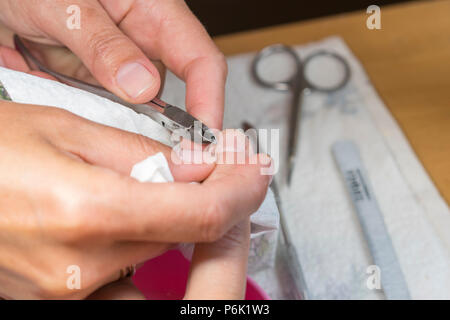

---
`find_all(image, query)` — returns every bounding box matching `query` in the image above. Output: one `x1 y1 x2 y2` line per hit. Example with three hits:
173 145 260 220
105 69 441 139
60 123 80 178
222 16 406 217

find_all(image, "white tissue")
130 153 175 183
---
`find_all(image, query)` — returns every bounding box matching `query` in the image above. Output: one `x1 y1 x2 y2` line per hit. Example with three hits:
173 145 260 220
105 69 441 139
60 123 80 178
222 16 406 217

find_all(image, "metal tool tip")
202 125 217 144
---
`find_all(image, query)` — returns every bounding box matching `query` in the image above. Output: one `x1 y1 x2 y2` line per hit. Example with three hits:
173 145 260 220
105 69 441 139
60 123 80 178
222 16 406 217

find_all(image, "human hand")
0 0 226 128
184 218 252 300
0 100 270 299
0 46 271 300
89 219 252 300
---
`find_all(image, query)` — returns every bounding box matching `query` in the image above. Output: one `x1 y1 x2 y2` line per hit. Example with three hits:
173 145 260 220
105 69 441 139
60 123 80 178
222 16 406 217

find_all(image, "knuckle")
51 191 97 242
36 280 70 299
34 266 76 299
133 133 159 156
200 197 227 242
212 52 228 78
86 29 129 68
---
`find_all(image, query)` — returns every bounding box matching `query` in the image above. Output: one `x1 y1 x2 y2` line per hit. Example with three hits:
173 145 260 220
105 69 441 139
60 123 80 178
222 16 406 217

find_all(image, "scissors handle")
251 44 303 91
13 35 216 144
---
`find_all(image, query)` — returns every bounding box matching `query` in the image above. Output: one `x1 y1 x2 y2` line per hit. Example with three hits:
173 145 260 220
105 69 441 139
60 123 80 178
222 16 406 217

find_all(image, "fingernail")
219 130 248 153
259 154 272 166
116 62 155 98
174 145 216 165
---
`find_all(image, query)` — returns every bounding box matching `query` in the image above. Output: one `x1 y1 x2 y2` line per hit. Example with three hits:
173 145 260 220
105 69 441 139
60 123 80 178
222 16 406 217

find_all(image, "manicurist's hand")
0 0 226 129
0 99 271 299
0 0 264 299
0 45 271 300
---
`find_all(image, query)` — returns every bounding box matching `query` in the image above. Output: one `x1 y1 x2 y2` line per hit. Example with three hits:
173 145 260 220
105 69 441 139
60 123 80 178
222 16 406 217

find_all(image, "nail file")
332 140 410 300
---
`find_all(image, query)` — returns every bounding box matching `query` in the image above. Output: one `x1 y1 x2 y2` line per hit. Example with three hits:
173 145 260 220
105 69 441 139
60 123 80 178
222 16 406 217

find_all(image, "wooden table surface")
214 0 450 204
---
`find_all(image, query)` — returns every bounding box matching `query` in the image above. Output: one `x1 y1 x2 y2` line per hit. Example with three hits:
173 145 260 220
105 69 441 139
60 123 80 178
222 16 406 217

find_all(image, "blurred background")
187 0 414 36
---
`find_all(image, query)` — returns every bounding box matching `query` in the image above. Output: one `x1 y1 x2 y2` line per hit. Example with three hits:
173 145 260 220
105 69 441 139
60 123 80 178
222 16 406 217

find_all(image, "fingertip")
255 153 272 167
0 46 30 72
250 153 274 184
184 57 226 130
168 146 216 182
170 162 215 183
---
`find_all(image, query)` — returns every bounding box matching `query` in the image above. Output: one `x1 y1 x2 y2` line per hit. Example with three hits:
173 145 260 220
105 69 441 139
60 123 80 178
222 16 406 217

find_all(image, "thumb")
42 1 160 103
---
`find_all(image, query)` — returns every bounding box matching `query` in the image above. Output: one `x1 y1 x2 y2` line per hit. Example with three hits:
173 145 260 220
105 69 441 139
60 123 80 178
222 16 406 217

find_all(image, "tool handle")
332 140 410 300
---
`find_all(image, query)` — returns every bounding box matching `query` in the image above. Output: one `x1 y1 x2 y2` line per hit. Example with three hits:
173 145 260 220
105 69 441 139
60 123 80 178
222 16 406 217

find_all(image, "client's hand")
89 219 252 300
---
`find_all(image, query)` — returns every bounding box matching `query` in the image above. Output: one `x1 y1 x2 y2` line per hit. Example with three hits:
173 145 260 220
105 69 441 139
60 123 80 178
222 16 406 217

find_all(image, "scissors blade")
286 80 304 185
13 35 216 144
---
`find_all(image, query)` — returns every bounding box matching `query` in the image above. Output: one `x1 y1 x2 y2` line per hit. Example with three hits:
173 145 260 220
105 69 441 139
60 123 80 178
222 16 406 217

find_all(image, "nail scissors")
252 44 351 185
14 35 216 144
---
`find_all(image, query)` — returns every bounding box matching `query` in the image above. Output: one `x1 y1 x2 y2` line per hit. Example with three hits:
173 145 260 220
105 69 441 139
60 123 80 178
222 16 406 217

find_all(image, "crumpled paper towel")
130 152 175 184
0 66 279 272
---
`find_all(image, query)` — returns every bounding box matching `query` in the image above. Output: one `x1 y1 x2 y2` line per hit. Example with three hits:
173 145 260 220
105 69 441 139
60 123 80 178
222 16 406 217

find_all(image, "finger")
0 45 31 72
44 121 270 244
87 278 145 300
92 241 172 287
48 240 169 299
37 0 161 103
106 0 226 129
182 55 227 130
0 46 58 81
185 219 250 300
28 104 214 182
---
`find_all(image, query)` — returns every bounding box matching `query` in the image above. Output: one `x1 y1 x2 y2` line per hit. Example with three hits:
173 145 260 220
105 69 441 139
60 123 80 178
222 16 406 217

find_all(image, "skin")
0 0 270 299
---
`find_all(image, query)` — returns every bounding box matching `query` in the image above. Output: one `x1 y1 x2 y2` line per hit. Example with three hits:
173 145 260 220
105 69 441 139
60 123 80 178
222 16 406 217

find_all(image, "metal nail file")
332 140 410 300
